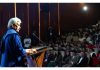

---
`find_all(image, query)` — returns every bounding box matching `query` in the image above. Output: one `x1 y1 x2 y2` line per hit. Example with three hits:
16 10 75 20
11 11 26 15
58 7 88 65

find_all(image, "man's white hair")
7 17 22 28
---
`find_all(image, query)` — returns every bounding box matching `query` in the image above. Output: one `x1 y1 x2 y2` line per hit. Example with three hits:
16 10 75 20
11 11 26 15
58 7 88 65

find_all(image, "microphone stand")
32 33 46 46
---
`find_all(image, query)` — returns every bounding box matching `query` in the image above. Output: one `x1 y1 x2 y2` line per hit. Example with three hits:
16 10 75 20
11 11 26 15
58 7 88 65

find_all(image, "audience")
44 22 100 67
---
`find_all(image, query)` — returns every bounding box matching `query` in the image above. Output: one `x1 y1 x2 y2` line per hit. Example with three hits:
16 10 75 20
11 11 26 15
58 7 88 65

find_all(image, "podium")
26 46 52 67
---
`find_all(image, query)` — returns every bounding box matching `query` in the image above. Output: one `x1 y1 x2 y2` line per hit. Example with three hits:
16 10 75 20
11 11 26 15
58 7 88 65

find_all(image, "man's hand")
26 49 37 55
32 49 37 54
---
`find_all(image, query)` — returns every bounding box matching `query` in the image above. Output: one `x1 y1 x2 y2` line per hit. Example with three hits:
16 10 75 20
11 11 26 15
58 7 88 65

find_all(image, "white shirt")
78 57 83 64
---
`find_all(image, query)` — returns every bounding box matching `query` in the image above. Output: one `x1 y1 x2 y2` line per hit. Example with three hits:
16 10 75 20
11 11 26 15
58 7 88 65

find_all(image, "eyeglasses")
16 23 21 26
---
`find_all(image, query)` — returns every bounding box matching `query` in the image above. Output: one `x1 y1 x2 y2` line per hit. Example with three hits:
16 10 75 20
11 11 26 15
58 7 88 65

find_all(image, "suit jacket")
0 28 26 67
77 56 88 67
70 55 80 67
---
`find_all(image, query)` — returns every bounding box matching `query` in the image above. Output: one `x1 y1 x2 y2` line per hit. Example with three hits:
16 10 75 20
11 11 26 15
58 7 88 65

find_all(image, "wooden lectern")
27 46 52 67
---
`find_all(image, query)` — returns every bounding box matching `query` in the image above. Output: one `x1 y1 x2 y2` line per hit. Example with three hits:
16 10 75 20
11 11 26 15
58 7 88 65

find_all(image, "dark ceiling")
59 3 100 33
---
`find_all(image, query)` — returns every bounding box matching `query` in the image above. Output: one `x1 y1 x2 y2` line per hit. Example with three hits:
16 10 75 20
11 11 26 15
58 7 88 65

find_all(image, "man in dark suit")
77 52 88 67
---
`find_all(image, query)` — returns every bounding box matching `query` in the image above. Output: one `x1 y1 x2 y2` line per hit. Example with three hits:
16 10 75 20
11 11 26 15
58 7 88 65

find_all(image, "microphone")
32 33 46 46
